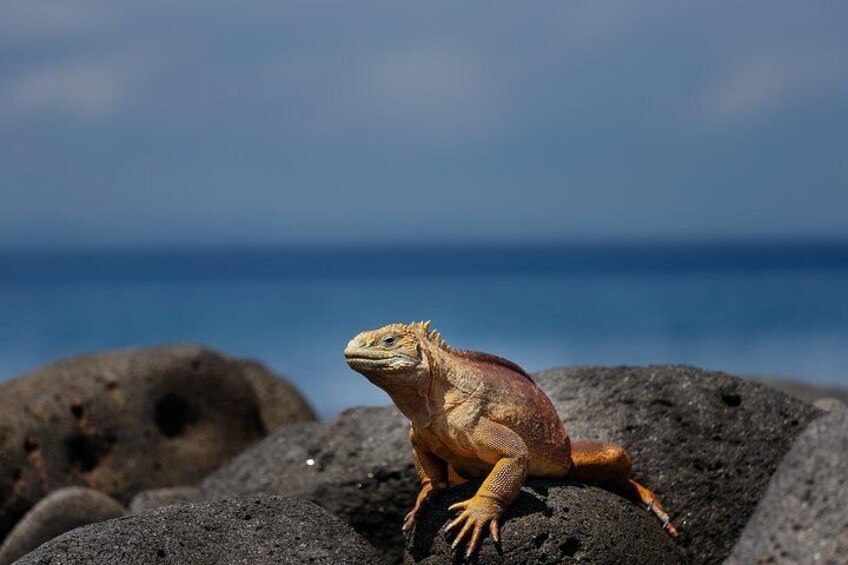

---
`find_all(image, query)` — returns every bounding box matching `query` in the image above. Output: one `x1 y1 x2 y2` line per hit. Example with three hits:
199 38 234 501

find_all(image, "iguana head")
345 322 446 423
344 321 441 377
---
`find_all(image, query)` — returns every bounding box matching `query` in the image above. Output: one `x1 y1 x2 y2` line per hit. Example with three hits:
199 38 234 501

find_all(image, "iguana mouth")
344 349 417 370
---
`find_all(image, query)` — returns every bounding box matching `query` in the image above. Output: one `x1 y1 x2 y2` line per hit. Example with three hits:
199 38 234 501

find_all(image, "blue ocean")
1 243 847 418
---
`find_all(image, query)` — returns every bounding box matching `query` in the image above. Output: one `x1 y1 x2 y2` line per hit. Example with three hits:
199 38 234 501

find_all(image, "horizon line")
3 236 848 255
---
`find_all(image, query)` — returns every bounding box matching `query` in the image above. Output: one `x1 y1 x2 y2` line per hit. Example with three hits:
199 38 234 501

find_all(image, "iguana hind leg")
568 440 678 537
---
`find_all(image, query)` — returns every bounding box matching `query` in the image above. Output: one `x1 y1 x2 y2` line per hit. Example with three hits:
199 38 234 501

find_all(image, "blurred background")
1 2 846 417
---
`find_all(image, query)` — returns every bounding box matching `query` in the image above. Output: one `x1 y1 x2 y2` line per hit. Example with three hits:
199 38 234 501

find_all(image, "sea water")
1 243 846 417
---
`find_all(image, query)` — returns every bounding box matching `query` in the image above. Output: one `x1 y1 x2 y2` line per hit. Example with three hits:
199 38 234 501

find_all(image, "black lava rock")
406 479 681 564
195 407 416 562
0 345 315 541
534 365 823 564
15 495 382 565
725 408 848 564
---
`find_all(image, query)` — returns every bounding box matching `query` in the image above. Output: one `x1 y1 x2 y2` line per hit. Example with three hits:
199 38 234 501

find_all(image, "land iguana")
344 321 677 559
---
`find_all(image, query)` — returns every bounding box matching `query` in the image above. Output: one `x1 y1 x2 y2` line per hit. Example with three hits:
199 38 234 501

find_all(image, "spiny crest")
409 320 431 333
407 321 532 380
408 320 451 350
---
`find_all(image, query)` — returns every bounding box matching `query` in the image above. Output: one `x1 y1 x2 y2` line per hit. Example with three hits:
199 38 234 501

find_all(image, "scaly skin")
344 322 677 559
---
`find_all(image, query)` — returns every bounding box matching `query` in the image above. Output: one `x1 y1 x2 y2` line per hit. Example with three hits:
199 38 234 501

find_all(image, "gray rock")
725 409 848 565
15 495 383 565
0 344 315 540
197 408 416 562
129 486 202 514
0 487 125 565
406 479 682 564
534 366 823 565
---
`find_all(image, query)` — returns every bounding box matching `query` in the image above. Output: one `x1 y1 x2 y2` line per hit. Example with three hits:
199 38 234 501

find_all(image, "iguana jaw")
343 345 418 373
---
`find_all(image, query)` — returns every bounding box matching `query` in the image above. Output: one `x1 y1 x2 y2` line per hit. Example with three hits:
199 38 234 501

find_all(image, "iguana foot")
402 505 426 532
445 495 504 559
402 482 446 532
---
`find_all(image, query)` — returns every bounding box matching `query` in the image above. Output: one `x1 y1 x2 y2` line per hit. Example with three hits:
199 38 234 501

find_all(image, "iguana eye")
381 334 397 347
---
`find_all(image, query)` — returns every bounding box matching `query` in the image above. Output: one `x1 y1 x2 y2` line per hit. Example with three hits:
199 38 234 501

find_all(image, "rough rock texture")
196 407 416 562
0 487 125 565
725 408 848 565
534 366 822 565
0 344 315 541
16 495 383 565
406 479 681 564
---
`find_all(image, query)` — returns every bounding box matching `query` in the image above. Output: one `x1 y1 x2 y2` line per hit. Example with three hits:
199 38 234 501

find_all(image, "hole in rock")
155 395 196 438
559 537 581 557
65 435 107 472
533 532 549 548
721 392 742 407
23 437 39 453
71 403 84 419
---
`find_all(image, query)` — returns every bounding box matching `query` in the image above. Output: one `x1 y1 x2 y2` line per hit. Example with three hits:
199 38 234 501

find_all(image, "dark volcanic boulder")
406 479 681 564
0 487 125 565
534 366 822 565
195 407 416 562
725 408 848 564
16 495 382 565
0 345 315 540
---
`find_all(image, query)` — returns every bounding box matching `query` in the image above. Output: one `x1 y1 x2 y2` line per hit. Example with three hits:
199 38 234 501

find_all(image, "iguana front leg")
446 418 529 559
404 428 449 531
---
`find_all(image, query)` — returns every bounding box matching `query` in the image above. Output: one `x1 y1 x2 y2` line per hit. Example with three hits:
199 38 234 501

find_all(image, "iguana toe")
446 496 503 559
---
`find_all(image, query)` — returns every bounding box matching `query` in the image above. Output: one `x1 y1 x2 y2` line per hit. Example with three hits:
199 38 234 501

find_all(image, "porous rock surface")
0 487 125 565
194 407 416 562
725 408 848 565
534 366 822 565
15 495 382 565
406 479 681 564
0 344 315 540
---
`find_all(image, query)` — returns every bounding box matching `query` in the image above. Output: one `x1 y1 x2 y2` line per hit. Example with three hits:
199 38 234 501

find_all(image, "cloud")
699 47 848 126
0 49 153 122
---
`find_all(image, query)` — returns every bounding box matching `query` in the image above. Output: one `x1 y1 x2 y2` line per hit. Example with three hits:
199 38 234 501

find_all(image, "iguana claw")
446 495 503 559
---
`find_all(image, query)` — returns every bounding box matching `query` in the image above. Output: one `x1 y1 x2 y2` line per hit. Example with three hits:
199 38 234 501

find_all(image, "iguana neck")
372 346 475 428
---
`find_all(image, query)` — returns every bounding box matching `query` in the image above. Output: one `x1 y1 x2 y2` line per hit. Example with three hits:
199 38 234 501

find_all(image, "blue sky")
1 1 847 247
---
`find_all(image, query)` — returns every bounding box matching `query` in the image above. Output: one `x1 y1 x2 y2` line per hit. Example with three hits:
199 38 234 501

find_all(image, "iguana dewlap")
344 321 677 559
